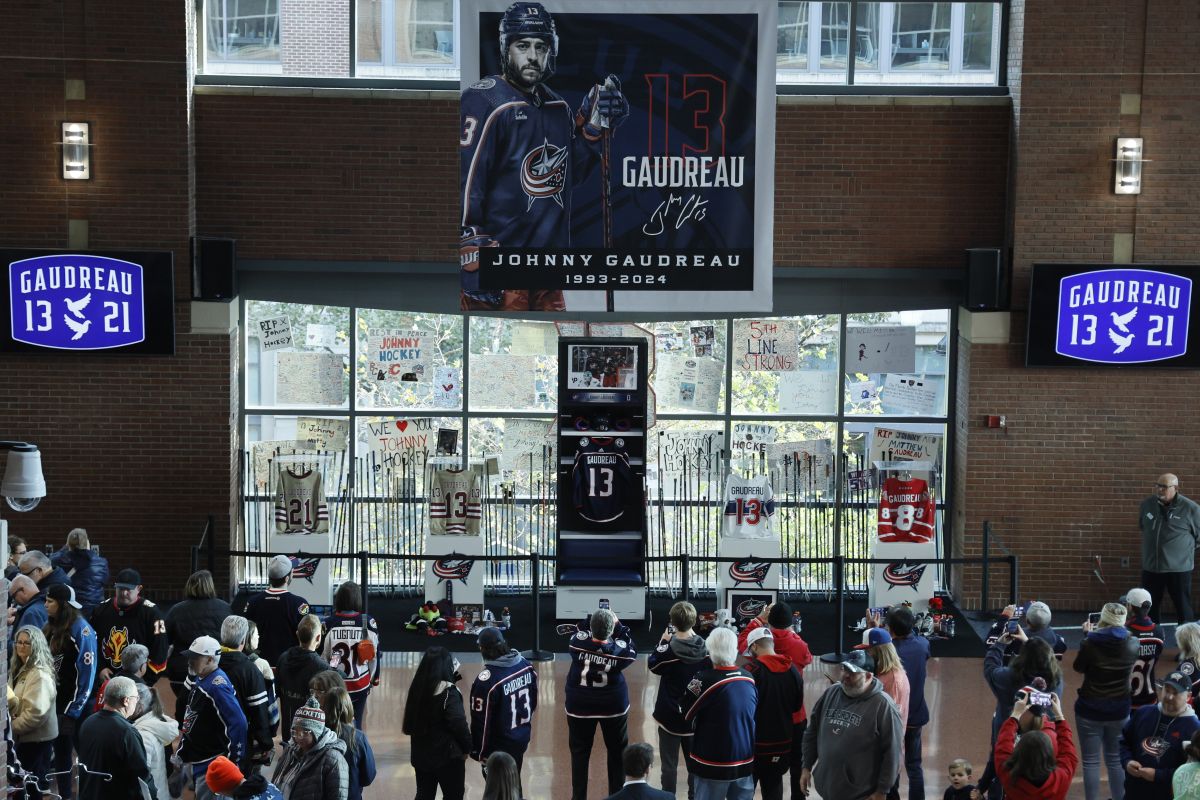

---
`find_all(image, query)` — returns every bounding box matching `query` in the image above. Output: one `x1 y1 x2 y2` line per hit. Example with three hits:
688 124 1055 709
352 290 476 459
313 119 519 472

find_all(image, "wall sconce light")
61 122 91 180
1113 137 1145 195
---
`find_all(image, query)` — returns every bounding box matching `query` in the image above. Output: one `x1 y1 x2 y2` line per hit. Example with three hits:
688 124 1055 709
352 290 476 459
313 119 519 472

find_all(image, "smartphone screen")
1088 612 1101 625
599 599 610 610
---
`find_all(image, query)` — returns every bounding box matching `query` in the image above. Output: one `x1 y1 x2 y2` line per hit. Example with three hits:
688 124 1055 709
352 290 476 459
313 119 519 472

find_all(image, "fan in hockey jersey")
43 582 97 800
322 581 380 729
877 474 936 543
470 627 538 779
722 474 777 539
458 1 629 312
178 636 248 800
565 608 637 800
1123 587 1166 710
571 436 635 525
240 554 310 667
89 567 169 683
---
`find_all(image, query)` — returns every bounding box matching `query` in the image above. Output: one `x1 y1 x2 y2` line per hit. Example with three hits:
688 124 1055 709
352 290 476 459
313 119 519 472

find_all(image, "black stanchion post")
207 514 217 575
522 552 553 662
835 556 845 656
359 551 370 616
980 520 991 611
680 553 690 602
1008 554 1018 607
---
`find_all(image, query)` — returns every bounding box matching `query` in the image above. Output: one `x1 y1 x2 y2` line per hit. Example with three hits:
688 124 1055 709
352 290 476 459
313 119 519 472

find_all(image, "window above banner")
199 0 1003 90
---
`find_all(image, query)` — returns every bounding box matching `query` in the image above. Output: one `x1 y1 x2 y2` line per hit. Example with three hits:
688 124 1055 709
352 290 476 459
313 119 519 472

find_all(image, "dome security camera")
1 443 46 513
5 496 42 513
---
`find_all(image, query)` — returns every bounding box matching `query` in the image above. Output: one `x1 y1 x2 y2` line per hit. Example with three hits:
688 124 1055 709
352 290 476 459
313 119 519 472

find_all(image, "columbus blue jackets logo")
9 254 146 350
736 598 768 619
882 562 927 589
290 557 320 583
1141 736 1170 758
1055 268 1191 364
729 559 771 588
520 138 568 209
433 557 475 584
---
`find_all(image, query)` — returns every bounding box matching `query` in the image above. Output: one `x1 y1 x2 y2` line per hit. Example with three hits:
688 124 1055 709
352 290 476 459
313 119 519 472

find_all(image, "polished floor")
292 647 1113 799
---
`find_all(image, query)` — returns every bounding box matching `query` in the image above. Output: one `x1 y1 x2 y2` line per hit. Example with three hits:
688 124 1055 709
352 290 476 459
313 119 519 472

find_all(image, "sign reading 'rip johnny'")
9 254 145 350
1056 269 1191 364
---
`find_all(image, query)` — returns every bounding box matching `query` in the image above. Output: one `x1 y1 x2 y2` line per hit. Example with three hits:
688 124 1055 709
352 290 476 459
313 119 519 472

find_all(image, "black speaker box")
965 247 1005 310
191 237 237 301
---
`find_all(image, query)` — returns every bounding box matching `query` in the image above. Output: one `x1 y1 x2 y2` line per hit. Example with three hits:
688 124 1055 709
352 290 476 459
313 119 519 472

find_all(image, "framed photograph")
436 428 459 456
725 588 777 630
567 344 639 390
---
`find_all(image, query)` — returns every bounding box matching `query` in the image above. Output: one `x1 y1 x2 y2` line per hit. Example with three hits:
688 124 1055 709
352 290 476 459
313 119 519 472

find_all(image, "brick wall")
955 0 1200 611
194 94 1010 267
281 0 352 76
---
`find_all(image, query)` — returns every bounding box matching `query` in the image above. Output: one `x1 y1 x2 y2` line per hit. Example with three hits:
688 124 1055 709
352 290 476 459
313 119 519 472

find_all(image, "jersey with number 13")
571 437 634 524
565 629 637 718
721 474 776 539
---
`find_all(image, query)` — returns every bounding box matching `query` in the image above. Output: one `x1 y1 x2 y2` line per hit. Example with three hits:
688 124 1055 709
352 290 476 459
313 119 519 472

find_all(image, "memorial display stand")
715 465 782 626
555 337 649 620
868 459 938 613
423 457 485 609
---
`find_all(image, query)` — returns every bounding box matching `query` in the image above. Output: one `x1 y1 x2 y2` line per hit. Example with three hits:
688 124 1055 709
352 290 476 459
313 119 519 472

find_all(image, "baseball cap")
477 626 507 649
858 627 892 648
840 649 876 674
182 635 221 658
744 626 774 654
1163 671 1192 693
114 568 142 589
267 554 294 580
1122 588 1152 609
46 582 83 609
205 756 245 794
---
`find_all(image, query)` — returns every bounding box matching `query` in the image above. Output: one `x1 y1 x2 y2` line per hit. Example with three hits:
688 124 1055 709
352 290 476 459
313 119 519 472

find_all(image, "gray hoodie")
802 676 903 800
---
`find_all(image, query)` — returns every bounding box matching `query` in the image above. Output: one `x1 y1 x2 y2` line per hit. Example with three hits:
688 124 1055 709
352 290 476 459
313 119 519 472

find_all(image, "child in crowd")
945 758 975 799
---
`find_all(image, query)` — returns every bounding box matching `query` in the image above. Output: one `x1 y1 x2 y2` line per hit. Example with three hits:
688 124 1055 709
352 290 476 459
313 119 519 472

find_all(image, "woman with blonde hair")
1177 622 1200 711
9 625 59 798
49 528 109 613
320 687 376 800
861 627 910 731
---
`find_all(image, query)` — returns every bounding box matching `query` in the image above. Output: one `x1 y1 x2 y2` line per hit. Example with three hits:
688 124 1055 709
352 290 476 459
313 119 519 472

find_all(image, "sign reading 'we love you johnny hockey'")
2 250 175 354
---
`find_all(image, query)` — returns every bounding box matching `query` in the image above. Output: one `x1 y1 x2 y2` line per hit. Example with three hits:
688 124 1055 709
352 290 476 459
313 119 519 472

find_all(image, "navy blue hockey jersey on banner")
571 436 635 524
470 652 539 761
461 76 598 248
564 627 637 718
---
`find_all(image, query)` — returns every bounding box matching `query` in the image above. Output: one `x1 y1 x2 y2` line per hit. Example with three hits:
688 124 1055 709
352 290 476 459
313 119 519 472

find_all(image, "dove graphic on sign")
1111 306 1138 333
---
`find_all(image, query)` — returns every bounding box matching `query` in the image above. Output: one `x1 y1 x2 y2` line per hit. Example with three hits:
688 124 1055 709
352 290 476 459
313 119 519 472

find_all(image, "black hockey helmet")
499 2 558 80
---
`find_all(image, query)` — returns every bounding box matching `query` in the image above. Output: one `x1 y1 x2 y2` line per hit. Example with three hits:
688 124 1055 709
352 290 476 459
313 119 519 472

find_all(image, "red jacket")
994 716 1077 800
737 619 812 722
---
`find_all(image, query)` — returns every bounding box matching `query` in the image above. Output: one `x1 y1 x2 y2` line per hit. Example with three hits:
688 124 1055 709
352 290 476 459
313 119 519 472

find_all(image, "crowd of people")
6 544 378 800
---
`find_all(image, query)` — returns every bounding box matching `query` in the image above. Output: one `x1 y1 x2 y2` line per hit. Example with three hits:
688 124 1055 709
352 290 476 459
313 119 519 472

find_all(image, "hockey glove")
576 74 630 141
460 226 503 306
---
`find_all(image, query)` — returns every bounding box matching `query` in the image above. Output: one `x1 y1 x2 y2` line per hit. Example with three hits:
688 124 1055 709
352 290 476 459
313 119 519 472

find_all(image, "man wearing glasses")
1140 473 1200 624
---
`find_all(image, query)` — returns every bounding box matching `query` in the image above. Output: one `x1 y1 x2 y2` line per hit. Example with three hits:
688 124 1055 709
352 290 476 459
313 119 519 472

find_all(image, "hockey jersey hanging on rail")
429 466 483 535
571 436 635 524
274 467 330 534
721 473 776 539
877 475 935 543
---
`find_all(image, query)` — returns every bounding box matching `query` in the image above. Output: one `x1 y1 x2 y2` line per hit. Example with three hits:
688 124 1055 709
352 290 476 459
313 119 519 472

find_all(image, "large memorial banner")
459 0 775 313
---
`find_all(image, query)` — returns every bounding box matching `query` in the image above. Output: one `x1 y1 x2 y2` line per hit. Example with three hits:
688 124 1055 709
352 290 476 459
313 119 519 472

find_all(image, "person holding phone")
993 693 1077 799
647 601 708 798
1074 603 1140 800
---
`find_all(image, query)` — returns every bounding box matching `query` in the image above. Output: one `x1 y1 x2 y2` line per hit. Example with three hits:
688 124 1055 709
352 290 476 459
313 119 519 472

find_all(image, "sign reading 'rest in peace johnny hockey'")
459 0 776 313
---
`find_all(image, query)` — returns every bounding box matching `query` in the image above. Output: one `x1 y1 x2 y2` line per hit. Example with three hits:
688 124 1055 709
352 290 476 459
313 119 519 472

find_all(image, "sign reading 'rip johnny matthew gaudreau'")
1027 264 1200 368
459 0 776 314
2 250 175 355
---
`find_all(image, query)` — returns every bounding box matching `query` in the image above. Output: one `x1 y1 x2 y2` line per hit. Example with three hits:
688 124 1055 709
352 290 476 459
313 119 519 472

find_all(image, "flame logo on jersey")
882 562 927 589
433 557 475 584
736 598 768 619
290 557 320 584
1141 736 1170 758
520 138 568 210
729 560 771 588
103 626 130 667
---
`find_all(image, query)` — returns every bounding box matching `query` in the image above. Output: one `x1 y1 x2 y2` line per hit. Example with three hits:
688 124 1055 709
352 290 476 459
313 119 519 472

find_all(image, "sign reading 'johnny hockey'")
1027 264 1200 368
2 250 175 355
459 0 775 313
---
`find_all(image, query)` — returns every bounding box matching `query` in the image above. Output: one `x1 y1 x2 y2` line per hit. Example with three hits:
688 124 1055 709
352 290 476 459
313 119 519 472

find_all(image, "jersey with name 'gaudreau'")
721 474 777 539
429 466 483 535
877 476 935 543
571 437 635 524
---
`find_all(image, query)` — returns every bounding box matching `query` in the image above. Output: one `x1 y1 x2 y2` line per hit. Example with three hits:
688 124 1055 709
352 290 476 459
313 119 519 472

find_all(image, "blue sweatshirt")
178 667 248 767
1119 703 1199 800
681 666 757 781
893 633 931 727
647 632 710 736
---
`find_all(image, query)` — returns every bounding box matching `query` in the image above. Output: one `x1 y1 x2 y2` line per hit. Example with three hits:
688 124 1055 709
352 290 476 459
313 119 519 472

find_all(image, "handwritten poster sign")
296 417 349 451
276 352 343 405
251 439 316 488
257 316 293 352
846 326 916 375
305 323 335 349
731 423 776 457
433 366 461 409
869 427 944 468
510 323 556 355
502 419 556 471
881 373 939 416
660 430 725 473
367 329 428 382
471 354 535 408
659 354 722 412
769 438 833 493
777 370 837 413
734 319 797 371
462 0 775 312
847 379 878 406
365 418 438 468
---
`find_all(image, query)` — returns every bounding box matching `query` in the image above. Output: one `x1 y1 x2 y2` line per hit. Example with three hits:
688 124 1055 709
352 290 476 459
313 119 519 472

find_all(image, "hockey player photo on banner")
459 0 776 313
